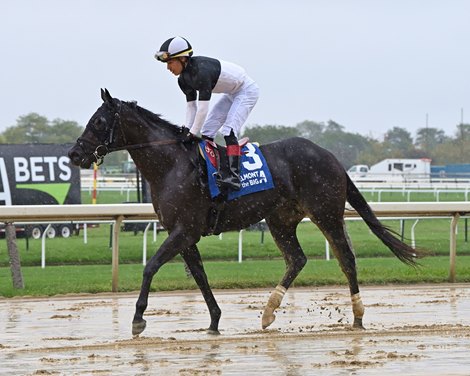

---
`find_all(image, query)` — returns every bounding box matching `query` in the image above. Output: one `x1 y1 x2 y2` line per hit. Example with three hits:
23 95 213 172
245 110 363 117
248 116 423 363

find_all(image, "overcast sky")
2 0 469 140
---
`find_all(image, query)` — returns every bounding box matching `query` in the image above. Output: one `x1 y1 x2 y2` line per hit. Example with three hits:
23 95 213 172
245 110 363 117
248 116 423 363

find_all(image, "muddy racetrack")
1 284 469 375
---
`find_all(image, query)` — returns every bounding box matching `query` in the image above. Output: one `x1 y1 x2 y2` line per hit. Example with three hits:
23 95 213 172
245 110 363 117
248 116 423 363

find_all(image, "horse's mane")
126 100 181 135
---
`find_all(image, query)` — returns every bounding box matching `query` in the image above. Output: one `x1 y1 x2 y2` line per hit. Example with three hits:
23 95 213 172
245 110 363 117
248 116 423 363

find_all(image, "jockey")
155 36 259 191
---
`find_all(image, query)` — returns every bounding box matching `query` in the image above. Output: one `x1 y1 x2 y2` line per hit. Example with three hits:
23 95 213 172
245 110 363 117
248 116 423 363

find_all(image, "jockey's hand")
180 127 195 144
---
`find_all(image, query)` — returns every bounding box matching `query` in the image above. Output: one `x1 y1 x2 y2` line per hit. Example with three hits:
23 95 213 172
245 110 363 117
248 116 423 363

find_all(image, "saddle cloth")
198 140 275 201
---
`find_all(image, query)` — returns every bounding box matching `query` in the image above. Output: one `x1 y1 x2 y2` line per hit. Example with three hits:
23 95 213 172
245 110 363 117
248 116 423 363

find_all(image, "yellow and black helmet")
155 36 193 62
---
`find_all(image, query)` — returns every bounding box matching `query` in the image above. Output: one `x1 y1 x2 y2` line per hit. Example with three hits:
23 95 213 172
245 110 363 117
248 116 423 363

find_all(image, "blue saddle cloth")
199 141 275 201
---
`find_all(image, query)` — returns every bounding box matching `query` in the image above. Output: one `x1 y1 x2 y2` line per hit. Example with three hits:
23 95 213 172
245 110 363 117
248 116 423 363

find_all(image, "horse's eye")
94 116 107 130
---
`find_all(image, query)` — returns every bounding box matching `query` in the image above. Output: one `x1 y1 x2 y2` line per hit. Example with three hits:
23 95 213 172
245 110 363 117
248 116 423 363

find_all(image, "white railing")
79 179 470 204
80 185 470 205
1 202 469 290
80 176 137 189
354 180 470 189
359 187 470 202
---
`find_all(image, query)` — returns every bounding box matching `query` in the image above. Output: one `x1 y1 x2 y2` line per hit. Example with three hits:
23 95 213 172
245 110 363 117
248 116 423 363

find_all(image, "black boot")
216 131 242 191
216 154 241 191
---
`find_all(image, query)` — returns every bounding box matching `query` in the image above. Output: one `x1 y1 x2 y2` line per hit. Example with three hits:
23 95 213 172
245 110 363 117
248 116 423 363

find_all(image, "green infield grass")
1 219 469 268
1 256 469 298
1 188 469 297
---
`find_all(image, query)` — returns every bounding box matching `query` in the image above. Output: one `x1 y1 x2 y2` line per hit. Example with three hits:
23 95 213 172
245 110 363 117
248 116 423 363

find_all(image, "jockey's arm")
185 100 197 129
188 100 210 135
179 69 213 135
185 86 211 135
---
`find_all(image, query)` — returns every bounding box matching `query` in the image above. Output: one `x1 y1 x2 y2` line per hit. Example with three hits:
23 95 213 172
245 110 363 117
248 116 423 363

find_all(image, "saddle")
196 138 275 235
199 137 249 182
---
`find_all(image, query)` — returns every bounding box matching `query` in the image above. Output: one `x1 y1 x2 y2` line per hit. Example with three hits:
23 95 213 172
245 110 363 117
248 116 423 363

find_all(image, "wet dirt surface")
1 284 469 375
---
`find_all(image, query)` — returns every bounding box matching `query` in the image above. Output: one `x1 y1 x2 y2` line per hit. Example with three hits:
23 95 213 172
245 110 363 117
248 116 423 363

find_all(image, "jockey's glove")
180 127 195 144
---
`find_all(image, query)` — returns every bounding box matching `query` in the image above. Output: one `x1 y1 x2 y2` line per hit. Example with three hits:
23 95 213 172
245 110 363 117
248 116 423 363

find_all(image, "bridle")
76 101 180 166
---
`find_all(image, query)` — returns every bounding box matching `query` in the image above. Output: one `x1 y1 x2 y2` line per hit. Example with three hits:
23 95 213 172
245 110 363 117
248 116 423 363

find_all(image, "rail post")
238 230 244 263
112 215 124 292
142 222 152 265
41 224 52 269
5 222 24 289
449 213 460 283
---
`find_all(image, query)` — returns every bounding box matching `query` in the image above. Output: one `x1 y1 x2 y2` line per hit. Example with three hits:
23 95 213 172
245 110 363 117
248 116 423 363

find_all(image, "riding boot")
218 153 241 191
216 131 242 191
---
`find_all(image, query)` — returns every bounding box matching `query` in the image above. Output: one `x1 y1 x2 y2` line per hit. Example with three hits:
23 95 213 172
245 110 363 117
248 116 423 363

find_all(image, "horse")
68 89 421 336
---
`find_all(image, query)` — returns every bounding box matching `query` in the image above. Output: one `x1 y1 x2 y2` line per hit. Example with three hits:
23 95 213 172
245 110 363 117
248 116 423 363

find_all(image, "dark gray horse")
68 89 420 336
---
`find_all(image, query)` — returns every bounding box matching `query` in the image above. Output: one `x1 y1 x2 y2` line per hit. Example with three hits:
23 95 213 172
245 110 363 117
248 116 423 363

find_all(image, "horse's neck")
131 146 197 210
122 112 179 158
122 108 195 188
128 140 192 187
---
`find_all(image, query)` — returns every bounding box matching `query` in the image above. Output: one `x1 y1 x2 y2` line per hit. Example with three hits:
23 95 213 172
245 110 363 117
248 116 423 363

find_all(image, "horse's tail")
345 173 422 266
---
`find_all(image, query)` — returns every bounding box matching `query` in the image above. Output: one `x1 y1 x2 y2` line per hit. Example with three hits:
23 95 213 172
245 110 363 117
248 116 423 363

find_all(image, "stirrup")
217 180 241 191
215 175 241 191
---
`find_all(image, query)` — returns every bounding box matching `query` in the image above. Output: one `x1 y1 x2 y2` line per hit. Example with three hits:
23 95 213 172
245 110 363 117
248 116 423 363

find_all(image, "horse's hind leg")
262 214 307 329
315 218 365 329
180 245 221 335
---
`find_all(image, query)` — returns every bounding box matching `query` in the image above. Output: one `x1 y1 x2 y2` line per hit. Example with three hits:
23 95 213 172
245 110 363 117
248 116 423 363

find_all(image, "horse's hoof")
132 319 147 336
261 312 276 329
352 318 365 330
206 328 220 335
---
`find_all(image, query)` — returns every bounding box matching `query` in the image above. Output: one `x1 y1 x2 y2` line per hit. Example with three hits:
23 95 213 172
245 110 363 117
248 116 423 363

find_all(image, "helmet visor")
155 51 171 62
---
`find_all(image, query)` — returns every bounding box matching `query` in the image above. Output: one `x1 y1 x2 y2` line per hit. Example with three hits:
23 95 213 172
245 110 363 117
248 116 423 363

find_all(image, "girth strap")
205 194 227 236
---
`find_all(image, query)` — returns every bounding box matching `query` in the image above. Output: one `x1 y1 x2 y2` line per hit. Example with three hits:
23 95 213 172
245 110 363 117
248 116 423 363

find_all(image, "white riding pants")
202 80 259 139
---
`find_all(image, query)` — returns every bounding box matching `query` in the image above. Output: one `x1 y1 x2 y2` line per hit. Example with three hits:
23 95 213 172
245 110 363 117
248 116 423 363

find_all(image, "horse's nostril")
68 148 82 165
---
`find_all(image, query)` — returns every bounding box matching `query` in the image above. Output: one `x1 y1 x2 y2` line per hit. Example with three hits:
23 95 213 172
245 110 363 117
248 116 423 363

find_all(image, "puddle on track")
1 284 469 375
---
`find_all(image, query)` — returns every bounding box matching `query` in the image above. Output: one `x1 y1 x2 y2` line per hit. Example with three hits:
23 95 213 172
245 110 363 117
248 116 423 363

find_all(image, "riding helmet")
155 36 193 62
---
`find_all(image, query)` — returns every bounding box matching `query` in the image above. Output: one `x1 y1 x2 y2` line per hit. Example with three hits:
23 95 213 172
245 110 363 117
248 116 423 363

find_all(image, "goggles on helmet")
155 49 193 63
155 51 171 62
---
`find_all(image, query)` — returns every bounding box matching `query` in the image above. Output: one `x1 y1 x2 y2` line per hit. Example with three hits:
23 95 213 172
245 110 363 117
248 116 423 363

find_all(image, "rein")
88 138 180 166
78 100 182 166
107 139 179 152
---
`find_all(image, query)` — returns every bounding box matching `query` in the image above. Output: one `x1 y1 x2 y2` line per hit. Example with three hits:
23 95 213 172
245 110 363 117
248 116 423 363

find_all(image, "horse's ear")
101 88 113 103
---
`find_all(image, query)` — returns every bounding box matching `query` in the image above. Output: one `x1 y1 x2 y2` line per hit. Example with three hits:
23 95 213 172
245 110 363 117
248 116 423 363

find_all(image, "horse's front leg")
180 245 221 334
132 230 196 336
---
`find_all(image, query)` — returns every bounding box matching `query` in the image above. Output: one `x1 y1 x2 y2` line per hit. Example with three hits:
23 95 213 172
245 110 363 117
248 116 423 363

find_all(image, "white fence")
358 187 470 202
81 178 470 203
1 202 469 291
352 181 470 202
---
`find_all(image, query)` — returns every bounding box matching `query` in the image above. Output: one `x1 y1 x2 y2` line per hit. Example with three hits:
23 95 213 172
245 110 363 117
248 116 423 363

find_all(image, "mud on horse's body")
68 89 422 336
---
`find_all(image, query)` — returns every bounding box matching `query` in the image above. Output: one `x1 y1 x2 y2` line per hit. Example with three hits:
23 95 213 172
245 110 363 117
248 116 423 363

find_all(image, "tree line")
243 120 470 168
1 112 469 169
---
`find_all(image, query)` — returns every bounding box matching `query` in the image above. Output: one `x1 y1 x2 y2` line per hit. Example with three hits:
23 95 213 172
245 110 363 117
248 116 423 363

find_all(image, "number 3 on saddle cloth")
198 140 275 201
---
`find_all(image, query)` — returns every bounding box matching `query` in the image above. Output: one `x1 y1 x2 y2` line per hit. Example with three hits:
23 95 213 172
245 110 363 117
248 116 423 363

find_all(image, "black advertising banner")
0 144 81 205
